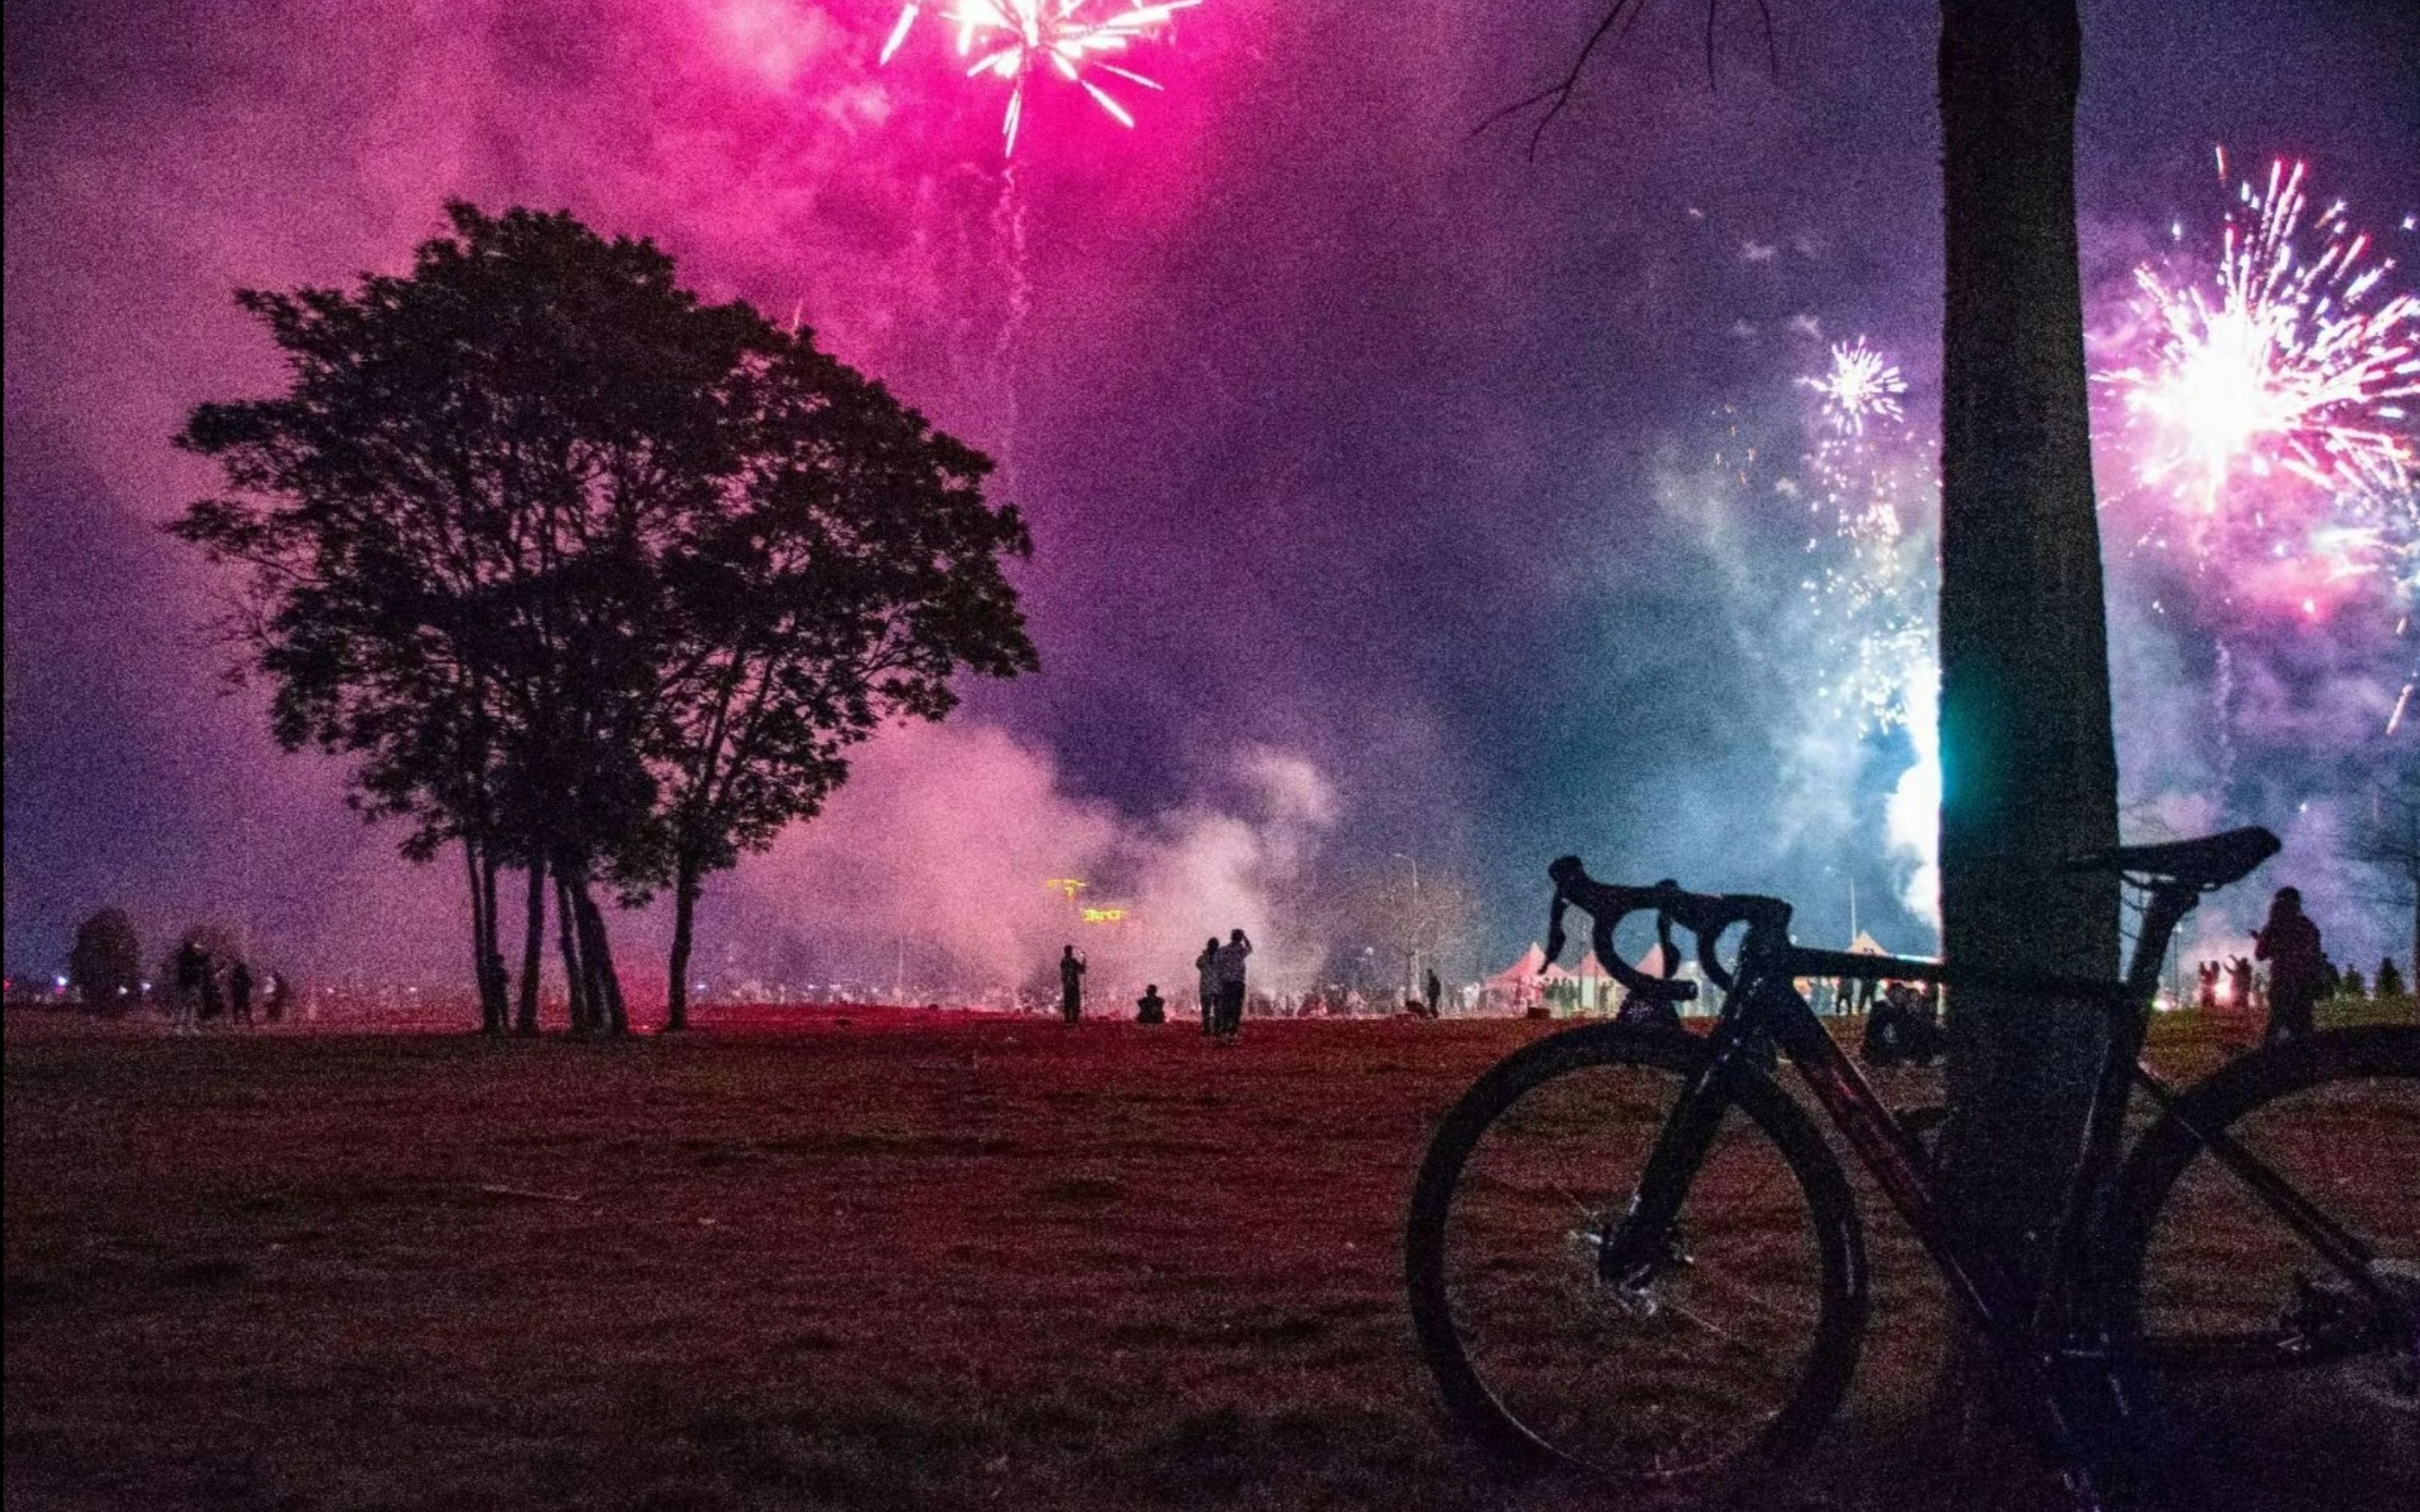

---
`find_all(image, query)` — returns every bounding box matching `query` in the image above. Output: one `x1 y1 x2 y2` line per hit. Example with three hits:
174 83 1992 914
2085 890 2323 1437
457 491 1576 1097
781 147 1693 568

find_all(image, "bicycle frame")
1604 878 2398 1362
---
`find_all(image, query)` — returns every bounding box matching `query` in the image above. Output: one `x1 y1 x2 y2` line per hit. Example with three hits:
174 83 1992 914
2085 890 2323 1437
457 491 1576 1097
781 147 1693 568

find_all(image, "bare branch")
1470 0 1652 161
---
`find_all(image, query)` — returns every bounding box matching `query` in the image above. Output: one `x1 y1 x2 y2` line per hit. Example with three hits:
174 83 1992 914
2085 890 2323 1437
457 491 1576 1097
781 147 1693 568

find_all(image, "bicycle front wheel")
2098 1027 2420 1446
1404 1024 1867 1486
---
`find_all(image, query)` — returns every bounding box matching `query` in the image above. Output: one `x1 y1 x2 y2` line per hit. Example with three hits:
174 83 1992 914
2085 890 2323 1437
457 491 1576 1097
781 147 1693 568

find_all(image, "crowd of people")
2190 886 2402 1045
1032 884 2397 1052
1054 929 1455 1039
167 938 289 1034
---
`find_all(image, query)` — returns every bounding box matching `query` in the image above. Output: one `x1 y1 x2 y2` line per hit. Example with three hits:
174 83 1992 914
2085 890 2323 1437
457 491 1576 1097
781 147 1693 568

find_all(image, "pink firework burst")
2099 153 2419 517
2092 153 2420 629
878 0 1200 155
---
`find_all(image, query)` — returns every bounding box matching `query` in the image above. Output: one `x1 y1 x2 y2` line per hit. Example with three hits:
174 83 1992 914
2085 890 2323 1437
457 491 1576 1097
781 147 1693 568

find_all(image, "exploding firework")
879 0 1200 155
1801 339 1910 437
1793 340 1935 733
1787 337 1941 923
2095 153 2420 614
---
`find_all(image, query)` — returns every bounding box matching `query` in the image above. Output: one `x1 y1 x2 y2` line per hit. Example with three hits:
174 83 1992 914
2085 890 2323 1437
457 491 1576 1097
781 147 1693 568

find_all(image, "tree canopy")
174 203 1036 1031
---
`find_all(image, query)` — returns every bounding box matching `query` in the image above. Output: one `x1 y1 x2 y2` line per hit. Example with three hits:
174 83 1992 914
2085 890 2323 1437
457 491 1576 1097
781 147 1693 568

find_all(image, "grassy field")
5 1006 2412 1511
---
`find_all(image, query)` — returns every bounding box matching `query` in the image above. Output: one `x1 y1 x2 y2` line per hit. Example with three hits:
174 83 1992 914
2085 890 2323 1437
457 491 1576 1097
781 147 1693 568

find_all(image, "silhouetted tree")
176 203 1032 1036
2349 762 2420 985
68 907 142 1009
642 331 1035 1030
174 204 755 1033
1929 0 2119 1309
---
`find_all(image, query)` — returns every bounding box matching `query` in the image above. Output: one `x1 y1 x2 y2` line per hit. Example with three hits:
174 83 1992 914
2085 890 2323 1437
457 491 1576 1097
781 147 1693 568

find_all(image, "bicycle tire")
2091 1026 2420 1457
1404 1023 1869 1485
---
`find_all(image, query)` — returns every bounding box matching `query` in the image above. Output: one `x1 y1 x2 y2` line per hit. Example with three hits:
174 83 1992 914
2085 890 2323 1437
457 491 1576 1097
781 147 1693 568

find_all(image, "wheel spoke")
1411 1040 1858 1486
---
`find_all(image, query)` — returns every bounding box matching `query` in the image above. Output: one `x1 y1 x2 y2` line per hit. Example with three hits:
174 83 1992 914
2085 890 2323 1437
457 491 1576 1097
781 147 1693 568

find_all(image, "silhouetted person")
1136 984 1166 1024
197 956 224 1024
1423 967 1442 1018
172 940 206 1035
228 959 254 1026
263 969 290 1023
1213 928 1252 1040
2228 956 2255 1014
2196 960 2220 1011
1864 982 1943 1067
2254 888 2324 1046
1196 937 1220 1038
1059 945 1086 1024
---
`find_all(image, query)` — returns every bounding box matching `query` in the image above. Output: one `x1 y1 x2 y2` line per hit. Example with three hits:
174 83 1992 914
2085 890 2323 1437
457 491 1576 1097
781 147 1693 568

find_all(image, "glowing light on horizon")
1801 339 1909 437
878 0 1200 155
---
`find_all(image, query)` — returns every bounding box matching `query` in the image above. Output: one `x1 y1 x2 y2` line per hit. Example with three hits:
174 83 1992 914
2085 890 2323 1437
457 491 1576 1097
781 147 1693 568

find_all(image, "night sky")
6 0 2417 992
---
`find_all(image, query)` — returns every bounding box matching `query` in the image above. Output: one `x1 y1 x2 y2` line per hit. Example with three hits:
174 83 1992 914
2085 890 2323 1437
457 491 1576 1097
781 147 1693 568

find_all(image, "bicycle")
1404 827 2417 1507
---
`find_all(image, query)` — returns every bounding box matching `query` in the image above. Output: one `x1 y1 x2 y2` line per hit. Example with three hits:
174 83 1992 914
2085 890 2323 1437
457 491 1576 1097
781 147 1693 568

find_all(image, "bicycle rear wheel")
1404 1024 1867 1487
2097 1027 2419 1468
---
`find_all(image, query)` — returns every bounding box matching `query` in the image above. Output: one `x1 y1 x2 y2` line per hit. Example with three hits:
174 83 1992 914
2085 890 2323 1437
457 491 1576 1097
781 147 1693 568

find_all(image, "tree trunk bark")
480 851 505 1030
1935 0 2120 1300
665 859 701 1033
464 839 504 1036
556 873 589 1033
574 885 628 1035
516 858 545 1035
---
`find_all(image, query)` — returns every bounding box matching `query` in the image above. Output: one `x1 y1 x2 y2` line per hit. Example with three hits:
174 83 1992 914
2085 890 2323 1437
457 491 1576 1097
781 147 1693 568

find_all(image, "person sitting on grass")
1135 984 1166 1025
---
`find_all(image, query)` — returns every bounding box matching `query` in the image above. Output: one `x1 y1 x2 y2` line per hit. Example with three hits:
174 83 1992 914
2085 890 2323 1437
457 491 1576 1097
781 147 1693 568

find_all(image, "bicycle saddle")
2060 826 2279 889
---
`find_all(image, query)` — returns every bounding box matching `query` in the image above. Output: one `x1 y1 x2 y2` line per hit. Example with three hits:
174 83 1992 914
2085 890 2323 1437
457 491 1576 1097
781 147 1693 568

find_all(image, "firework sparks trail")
1793 339 1935 734
2094 152 2420 613
1784 336 1941 922
879 0 1200 154
1800 339 1910 437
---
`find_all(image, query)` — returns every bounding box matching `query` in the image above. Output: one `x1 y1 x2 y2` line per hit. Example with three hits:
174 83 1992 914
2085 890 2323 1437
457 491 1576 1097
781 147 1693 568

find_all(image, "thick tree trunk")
516 858 545 1035
1935 0 2120 1298
464 839 505 1036
664 860 701 1033
556 873 590 1033
480 852 506 1030
574 885 628 1035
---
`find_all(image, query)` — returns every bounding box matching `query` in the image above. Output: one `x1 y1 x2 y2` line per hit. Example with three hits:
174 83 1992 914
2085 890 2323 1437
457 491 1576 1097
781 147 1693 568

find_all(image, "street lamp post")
1391 852 1420 1006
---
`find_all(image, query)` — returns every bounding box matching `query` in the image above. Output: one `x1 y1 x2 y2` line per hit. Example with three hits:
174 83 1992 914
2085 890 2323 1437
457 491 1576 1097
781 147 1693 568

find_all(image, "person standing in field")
1424 967 1443 1019
1059 945 1086 1025
171 939 205 1035
2253 887 2324 1046
1213 928 1252 1041
1196 937 1220 1039
197 953 224 1025
228 958 254 1026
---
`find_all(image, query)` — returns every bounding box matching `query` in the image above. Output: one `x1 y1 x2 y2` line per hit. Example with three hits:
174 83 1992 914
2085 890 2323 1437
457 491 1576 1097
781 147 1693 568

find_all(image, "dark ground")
5 1007 2412 1511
